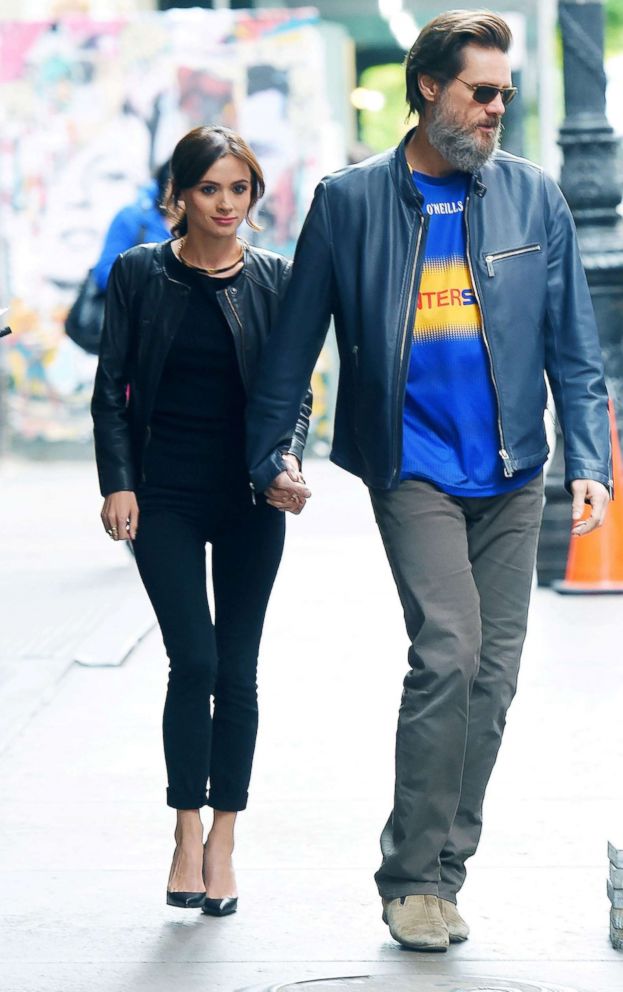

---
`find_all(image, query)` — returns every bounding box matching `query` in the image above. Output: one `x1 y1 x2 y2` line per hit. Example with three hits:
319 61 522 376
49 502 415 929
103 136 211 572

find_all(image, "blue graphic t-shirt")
401 170 539 496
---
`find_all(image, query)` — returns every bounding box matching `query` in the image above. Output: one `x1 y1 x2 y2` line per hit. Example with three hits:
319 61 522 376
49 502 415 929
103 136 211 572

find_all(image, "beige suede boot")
438 897 470 942
382 895 449 951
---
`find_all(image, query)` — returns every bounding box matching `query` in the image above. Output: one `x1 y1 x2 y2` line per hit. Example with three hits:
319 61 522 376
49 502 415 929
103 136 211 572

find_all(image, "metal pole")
537 0 623 586
559 0 623 413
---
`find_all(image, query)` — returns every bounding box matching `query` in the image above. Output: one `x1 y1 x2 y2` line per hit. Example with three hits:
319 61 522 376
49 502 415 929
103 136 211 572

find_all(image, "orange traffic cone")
555 400 623 594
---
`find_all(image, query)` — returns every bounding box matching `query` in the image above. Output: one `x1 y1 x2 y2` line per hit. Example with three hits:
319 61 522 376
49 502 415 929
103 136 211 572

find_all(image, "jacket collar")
392 128 423 210
151 239 185 286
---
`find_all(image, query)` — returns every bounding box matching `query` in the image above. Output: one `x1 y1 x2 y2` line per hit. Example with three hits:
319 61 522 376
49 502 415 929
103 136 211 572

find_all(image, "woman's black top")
142 242 248 492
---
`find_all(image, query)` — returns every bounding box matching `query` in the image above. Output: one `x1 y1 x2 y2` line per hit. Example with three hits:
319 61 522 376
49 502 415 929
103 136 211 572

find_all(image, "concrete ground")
1 457 622 992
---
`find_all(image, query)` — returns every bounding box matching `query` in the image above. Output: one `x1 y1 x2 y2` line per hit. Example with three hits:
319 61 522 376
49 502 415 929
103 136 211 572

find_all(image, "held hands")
99 477 608 533
265 453 311 515
101 490 139 541
570 479 610 537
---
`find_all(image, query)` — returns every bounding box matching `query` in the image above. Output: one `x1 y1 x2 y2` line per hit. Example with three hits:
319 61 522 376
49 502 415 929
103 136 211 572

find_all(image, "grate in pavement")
240 978 581 992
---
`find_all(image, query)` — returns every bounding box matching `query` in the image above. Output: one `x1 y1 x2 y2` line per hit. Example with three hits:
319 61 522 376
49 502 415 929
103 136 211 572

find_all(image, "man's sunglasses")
455 76 518 107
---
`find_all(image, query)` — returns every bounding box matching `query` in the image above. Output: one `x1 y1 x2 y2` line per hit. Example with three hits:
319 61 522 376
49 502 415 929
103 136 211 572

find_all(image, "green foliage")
606 0 623 54
358 63 410 153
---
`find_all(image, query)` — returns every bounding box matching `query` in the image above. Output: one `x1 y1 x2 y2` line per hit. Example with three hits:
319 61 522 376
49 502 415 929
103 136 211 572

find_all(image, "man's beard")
426 91 502 173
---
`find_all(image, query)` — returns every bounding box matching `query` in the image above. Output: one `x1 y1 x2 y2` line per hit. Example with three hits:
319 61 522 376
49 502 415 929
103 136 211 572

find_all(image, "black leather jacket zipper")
465 194 513 477
223 287 256 502
140 424 152 482
224 288 248 387
391 212 428 484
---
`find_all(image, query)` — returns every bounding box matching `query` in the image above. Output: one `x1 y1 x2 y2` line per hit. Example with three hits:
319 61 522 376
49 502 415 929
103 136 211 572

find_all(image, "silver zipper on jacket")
465 194 513 478
224 288 248 386
392 218 425 482
485 243 541 278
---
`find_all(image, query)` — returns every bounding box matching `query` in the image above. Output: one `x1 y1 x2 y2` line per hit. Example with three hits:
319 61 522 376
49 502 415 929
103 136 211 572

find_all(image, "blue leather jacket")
247 128 611 495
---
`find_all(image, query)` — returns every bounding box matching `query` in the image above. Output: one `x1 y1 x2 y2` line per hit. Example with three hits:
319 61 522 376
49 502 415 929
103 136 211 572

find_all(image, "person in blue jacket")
92 161 171 291
246 9 611 952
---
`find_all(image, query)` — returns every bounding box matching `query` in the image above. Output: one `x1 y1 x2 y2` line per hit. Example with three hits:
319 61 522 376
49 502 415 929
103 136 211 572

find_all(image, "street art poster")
0 8 344 450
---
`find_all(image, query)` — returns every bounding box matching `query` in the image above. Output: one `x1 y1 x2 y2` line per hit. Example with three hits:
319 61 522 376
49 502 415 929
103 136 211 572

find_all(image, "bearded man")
246 10 611 951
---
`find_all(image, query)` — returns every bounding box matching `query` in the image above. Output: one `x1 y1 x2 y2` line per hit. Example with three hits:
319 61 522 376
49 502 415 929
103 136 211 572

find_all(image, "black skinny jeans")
133 485 285 811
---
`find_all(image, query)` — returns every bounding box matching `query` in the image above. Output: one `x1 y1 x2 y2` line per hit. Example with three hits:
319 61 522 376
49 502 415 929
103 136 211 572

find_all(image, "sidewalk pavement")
1 456 622 992
0 456 154 752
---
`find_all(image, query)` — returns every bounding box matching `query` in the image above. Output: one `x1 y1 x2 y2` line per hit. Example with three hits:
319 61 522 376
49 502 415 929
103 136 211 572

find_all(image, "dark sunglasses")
455 76 517 107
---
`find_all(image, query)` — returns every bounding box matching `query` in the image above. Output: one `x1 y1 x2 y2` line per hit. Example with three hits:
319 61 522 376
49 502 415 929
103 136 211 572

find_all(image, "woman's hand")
265 453 311 515
101 491 139 541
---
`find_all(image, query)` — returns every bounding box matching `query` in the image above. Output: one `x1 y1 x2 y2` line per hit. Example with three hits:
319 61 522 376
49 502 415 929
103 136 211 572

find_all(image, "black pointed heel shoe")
202 896 238 917
166 890 206 909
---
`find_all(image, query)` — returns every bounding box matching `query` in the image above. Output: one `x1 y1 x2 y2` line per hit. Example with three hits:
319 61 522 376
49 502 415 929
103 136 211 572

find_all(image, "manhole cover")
240 977 581 992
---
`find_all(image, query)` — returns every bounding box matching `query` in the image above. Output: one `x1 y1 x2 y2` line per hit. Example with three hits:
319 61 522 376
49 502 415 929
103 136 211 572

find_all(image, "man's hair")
405 9 512 117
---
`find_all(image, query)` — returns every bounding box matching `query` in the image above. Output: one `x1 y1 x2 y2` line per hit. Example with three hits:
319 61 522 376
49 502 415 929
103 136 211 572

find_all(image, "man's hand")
570 479 610 537
101 490 139 540
265 453 311 515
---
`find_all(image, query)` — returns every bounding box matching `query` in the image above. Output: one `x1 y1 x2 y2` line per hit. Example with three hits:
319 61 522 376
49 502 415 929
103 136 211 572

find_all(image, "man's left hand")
570 478 610 537
265 453 311 515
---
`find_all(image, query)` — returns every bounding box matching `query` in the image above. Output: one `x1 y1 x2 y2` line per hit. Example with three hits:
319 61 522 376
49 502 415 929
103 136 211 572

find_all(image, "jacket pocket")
484 243 541 277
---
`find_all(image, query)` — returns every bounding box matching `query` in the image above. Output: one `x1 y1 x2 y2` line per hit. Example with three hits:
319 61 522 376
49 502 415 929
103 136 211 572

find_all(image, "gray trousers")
369 474 544 902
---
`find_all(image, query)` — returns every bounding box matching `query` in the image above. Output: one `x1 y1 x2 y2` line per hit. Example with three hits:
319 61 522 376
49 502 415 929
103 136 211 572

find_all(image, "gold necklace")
177 237 244 276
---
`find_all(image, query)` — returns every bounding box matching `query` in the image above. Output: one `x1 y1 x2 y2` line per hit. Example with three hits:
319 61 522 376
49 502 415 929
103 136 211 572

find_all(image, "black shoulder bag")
64 270 106 355
65 222 148 355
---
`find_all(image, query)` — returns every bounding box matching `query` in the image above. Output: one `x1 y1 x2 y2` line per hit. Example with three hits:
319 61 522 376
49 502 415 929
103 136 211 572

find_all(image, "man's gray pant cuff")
437 884 458 905
376 881 439 900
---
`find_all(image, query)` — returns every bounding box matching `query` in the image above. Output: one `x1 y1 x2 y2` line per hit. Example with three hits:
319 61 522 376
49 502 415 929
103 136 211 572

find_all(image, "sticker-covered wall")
0 8 344 450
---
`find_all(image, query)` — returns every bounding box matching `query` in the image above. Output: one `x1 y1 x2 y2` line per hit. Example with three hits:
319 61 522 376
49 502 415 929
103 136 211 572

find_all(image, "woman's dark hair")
405 10 512 117
165 125 265 237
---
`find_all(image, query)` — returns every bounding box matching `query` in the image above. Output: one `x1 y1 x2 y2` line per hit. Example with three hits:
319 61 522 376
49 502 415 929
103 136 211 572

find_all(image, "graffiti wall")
0 8 344 450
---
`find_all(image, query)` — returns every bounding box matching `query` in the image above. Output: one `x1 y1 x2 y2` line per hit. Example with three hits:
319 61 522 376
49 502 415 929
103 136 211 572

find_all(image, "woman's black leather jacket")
92 241 311 497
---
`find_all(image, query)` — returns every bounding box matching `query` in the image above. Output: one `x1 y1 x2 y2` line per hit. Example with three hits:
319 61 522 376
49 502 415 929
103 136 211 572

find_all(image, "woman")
91 126 311 915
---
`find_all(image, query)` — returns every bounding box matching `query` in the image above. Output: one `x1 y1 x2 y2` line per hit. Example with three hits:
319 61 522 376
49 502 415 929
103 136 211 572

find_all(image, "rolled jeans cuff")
166 787 208 810
207 790 248 813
